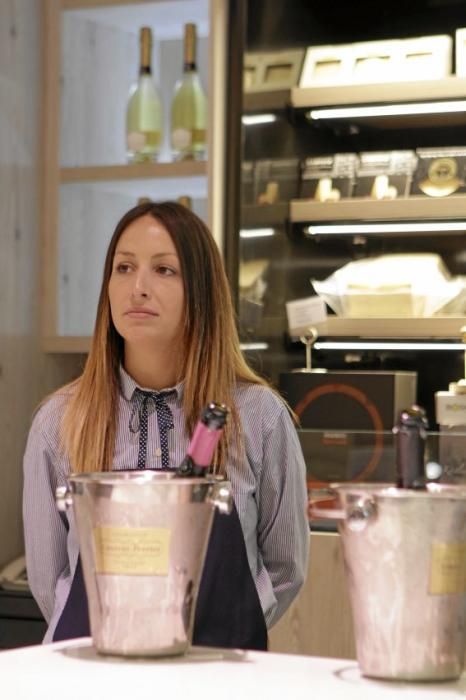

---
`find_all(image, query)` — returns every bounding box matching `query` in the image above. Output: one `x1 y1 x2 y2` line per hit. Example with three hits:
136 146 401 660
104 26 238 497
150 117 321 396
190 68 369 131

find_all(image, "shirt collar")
119 365 184 403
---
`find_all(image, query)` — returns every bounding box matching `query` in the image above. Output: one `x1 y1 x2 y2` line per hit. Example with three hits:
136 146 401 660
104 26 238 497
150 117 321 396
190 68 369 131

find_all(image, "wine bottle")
393 405 428 489
126 27 163 163
177 195 192 210
176 403 229 476
170 23 207 161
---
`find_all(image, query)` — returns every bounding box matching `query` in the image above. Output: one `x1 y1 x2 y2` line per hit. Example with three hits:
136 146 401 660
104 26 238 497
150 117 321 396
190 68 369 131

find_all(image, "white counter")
1 638 465 699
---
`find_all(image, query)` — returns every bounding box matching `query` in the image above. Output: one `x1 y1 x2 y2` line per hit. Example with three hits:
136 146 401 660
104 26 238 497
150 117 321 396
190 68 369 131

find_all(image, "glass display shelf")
299 428 466 487
302 428 466 531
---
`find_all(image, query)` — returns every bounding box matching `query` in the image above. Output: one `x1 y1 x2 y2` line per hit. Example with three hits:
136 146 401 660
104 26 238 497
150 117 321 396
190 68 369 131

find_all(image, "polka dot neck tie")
130 388 176 470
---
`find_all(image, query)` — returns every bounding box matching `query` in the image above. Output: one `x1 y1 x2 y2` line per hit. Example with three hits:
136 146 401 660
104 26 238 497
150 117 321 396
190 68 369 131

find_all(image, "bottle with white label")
170 23 207 161
126 27 163 163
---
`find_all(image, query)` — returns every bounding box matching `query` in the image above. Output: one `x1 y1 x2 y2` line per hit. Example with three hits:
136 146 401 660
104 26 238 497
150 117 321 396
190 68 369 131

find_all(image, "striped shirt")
23 368 310 643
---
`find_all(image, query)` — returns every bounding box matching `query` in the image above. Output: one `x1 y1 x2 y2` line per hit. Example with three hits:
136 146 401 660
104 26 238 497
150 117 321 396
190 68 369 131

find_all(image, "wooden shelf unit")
60 161 208 184
41 0 228 352
310 317 466 340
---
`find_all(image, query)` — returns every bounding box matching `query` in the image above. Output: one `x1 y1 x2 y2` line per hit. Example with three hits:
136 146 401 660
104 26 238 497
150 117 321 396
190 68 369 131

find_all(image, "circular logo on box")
295 383 385 486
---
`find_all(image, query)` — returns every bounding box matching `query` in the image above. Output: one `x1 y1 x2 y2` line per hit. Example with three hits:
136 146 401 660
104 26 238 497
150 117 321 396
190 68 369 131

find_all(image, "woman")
23 201 309 649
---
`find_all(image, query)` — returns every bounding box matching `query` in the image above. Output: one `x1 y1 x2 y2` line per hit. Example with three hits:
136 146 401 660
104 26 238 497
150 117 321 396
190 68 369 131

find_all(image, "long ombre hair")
60 201 270 474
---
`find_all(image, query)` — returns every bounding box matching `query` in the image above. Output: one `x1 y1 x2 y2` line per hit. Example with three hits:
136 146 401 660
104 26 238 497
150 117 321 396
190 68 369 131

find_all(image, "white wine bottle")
126 27 162 163
171 23 207 161
177 195 192 209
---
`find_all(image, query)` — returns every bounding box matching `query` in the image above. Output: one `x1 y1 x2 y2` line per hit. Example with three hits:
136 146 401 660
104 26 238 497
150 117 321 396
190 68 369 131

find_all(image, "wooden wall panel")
60 13 135 167
0 0 83 569
269 532 357 660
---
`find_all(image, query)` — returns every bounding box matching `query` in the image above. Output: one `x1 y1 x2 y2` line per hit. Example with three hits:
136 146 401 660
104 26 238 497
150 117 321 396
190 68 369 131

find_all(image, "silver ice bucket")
310 482 466 681
56 471 232 657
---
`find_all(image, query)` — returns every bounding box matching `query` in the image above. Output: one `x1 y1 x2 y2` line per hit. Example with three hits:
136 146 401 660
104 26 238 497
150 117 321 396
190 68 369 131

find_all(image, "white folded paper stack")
312 253 466 317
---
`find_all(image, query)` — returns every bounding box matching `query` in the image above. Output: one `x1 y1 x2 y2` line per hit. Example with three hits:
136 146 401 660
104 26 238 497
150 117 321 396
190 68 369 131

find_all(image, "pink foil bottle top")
177 403 229 476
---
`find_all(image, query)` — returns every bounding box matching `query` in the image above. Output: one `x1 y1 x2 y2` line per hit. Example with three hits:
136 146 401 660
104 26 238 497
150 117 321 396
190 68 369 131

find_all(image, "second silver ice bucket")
310 483 466 681
56 471 232 657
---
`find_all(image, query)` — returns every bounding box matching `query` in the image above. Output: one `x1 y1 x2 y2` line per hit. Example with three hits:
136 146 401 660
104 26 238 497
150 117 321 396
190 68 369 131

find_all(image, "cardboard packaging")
411 147 466 197
299 153 358 201
354 150 418 199
299 35 452 87
244 49 305 91
435 388 466 482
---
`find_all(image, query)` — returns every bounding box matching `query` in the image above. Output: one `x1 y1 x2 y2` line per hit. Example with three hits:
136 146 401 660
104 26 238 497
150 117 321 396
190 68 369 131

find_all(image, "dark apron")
53 503 268 651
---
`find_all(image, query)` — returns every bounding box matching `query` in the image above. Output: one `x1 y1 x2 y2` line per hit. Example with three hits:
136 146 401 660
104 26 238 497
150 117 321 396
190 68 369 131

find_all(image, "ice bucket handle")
309 488 377 531
309 488 345 520
208 480 233 515
56 486 73 511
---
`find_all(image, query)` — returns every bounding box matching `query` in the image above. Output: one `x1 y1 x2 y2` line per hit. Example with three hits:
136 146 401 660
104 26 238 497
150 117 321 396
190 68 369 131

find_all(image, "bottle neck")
139 27 152 76
188 422 222 468
183 24 197 75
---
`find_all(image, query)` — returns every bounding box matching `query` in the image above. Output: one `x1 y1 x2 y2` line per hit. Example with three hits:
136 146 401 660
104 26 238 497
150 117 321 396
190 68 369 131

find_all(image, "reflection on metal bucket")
310 482 466 681
56 471 232 657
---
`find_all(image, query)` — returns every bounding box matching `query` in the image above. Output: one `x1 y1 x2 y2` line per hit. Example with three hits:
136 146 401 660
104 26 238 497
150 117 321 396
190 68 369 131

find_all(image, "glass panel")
300 428 466 487
302 428 466 530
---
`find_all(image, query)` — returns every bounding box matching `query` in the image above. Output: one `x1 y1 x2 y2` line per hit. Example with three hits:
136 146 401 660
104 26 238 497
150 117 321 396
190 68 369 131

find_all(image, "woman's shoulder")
234 381 288 420
29 385 75 438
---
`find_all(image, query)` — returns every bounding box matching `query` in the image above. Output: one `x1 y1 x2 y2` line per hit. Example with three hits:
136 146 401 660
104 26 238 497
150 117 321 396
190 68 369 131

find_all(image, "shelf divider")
60 161 208 183
291 76 466 109
241 203 289 228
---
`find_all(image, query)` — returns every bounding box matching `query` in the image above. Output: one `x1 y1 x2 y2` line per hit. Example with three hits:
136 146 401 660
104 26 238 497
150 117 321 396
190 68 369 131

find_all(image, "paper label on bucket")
93 526 171 576
429 542 466 594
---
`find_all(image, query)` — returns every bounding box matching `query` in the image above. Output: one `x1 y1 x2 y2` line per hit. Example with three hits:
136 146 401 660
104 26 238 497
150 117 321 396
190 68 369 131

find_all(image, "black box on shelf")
299 153 358 201
354 150 418 199
411 147 466 197
254 158 300 204
279 370 417 484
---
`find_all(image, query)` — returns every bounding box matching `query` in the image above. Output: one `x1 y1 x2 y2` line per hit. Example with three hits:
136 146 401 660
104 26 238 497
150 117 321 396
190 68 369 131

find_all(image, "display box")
455 28 466 77
411 147 466 197
254 158 300 203
299 153 358 201
435 388 466 482
280 371 417 484
299 35 452 87
436 390 466 427
354 151 417 199
244 49 305 91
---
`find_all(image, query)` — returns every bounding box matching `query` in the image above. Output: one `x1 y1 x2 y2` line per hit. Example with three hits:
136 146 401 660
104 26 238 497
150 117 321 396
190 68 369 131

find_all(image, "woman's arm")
22 410 69 622
256 400 310 627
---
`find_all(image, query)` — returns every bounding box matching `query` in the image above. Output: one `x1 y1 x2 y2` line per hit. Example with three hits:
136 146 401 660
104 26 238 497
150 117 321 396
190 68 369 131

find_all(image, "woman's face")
108 215 185 348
